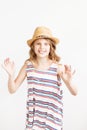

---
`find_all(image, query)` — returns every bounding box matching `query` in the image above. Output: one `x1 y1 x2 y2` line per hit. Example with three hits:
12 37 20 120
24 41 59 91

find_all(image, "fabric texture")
25 61 63 130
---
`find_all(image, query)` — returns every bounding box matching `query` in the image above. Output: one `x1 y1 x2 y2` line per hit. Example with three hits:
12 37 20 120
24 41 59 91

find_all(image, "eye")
35 42 41 45
44 42 49 46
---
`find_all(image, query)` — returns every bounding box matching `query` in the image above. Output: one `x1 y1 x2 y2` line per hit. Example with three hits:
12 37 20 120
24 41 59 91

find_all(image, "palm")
62 65 75 82
3 58 15 76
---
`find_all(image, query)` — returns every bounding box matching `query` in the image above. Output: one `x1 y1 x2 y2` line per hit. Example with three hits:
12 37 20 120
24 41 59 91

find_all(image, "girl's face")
33 39 50 58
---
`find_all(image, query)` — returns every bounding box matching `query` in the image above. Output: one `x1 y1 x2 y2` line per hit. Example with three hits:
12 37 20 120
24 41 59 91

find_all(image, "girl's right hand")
2 58 15 77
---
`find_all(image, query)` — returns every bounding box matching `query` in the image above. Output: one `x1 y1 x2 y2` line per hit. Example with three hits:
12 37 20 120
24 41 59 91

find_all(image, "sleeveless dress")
25 62 63 130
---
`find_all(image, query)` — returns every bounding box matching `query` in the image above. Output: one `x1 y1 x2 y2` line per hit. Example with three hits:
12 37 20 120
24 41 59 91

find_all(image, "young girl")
3 26 78 130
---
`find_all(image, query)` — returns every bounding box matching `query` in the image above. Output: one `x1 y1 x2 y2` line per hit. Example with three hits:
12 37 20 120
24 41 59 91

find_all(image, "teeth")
39 51 45 53
39 52 44 54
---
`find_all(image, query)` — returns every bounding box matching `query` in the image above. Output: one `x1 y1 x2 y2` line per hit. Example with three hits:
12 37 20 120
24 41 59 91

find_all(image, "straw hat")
27 26 59 46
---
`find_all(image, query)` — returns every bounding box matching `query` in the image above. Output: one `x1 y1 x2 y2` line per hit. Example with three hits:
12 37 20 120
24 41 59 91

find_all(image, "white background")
0 0 86 130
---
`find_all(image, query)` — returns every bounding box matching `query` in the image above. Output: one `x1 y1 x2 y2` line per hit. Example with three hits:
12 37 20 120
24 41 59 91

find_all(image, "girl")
3 26 78 130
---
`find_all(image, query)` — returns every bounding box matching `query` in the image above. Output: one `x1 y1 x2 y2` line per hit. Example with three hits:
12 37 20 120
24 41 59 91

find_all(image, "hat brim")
27 37 59 46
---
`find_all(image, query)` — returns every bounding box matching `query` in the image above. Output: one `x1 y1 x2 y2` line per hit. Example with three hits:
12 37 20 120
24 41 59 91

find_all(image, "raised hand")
60 65 76 83
2 58 15 77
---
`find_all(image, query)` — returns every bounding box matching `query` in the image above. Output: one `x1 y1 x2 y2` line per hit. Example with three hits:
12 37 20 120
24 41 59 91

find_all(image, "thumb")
0 61 5 70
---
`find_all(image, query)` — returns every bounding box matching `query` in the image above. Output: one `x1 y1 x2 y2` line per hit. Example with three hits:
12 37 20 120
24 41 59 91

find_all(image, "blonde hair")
27 38 61 62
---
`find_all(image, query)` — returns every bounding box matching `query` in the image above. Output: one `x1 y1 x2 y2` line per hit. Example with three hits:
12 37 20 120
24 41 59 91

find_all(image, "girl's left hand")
59 64 78 96
60 65 75 82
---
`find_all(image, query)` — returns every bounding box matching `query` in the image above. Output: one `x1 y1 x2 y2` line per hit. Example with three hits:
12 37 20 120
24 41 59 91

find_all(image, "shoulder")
20 60 30 71
24 59 31 66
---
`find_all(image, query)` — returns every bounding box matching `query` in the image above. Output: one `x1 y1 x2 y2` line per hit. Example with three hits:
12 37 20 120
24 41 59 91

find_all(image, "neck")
36 57 50 65
32 57 53 70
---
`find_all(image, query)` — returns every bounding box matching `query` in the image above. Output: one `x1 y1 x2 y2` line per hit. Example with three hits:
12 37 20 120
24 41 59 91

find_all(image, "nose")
40 44 45 49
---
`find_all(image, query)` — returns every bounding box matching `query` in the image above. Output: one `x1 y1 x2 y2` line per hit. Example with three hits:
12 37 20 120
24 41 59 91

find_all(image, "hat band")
36 35 50 39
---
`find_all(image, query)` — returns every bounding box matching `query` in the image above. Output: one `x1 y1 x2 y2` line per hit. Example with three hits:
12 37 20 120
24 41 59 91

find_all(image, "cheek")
34 46 39 54
34 45 37 50
48 46 50 52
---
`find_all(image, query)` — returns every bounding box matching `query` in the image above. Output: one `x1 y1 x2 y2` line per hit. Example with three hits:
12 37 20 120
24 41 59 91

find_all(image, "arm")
58 64 78 96
3 58 27 94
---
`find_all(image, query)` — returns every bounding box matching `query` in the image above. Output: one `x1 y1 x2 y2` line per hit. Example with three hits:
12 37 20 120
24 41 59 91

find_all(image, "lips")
38 50 46 54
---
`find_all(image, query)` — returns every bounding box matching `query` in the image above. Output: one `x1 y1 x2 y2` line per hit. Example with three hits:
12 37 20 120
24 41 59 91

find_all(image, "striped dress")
25 61 63 130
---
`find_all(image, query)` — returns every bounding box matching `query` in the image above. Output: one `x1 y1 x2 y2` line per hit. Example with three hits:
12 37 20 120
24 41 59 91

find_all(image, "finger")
0 60 4 68
72 69 76 75
1 63 6 70
64 65 71 71
4 58 10 65
11 61 15 68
